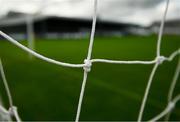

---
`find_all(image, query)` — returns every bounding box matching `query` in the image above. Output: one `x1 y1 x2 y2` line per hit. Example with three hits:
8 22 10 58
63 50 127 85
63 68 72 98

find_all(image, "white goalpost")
26 0 48 59
0 0 180 121
26 15 35 59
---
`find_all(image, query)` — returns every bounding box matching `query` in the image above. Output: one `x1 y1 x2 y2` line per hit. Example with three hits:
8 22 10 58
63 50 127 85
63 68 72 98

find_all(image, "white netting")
0 0 180 121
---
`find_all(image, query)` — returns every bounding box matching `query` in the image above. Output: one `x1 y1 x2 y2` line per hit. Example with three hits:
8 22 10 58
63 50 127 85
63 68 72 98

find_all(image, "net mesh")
0 0 180 121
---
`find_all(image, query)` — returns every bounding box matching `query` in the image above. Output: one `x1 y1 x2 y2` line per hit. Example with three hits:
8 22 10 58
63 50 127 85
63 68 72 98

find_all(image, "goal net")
0 0 180 121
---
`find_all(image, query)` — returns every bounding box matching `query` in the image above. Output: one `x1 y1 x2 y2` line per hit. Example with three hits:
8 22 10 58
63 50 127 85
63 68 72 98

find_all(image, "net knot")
168 102 175 110
83 59 92 72
8 106 17 116
156 56 166 64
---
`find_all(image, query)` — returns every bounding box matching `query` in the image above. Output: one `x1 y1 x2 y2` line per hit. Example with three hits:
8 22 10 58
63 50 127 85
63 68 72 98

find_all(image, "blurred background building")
0 0 180 40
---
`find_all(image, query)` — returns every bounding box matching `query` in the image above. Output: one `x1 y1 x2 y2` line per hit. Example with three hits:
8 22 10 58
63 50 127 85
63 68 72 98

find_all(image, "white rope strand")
138 63 159 122
167 57 180 103
156 0 170 57
165 57 180 121
0 105 9 115
91 48 180 65
138 0 170 121
75 0 97 121
0 59 13 108
0 31 85 68
149 94 180 122
0 59 21 122
87 0 98 60
149 103 173 122
1 29 179 68
165 49 180 62
173 94 180 103
91 59 156 64
9 106 21 122
75 71 88 122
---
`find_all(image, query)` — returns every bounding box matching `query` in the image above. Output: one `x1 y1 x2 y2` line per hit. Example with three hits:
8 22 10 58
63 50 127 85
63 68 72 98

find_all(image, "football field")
0 35 180 121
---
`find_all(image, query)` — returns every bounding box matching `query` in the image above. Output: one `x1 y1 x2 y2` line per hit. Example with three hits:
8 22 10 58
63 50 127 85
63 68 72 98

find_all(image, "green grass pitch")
0 35 180 121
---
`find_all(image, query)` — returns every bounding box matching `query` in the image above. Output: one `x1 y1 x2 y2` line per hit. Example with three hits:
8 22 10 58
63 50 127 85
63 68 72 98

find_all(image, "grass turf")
0 35 180 121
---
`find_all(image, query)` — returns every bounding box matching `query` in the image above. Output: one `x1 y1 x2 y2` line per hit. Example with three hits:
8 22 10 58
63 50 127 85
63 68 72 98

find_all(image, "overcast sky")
0 0 180 26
